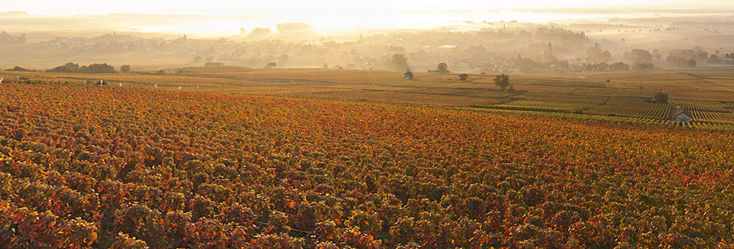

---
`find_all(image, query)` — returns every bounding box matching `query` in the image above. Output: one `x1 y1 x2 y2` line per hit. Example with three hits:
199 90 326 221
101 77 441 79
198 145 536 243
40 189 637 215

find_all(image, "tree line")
46 62 130 73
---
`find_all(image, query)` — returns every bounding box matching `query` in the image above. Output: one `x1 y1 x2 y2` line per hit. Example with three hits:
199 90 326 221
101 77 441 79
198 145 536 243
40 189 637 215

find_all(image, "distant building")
673 108 692 122
404 71 414 80
205 62 224 67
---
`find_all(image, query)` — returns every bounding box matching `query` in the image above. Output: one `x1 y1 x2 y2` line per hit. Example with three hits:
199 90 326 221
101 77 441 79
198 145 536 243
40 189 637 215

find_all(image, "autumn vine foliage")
1 82 734 248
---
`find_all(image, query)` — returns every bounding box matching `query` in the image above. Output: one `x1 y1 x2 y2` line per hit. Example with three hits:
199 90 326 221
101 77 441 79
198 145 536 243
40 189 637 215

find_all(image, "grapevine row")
1 82 734 248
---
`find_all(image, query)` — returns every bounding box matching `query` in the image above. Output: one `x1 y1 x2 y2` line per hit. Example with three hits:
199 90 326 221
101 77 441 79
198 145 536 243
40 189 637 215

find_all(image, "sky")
3 0 733 16
2 0 733 35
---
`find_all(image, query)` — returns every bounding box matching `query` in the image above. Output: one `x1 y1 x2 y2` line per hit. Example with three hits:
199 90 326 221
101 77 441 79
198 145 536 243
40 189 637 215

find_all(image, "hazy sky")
3 0 733 35
3 0 733 16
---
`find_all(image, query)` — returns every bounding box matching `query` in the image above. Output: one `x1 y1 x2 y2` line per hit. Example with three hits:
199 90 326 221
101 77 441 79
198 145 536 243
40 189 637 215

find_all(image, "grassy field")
2 66 733 129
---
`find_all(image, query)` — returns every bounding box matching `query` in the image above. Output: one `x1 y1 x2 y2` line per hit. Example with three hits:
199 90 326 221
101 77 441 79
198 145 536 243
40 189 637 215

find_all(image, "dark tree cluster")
609 62 631 71
6 66 32 72
624 49 653 63
653 91 669 103
0 31 26 43
392 54 409 72
47 62 81 73
47 62 117 73
585 43 612 63
666 56 697 68
435 63 450 74
494 73 510 91
120 65 131 73
668 48 709 61
632 61 655 70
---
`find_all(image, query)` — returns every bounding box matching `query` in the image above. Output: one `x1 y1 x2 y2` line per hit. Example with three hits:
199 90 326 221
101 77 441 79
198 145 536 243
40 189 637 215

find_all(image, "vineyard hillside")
1 82 733 247
2 68 733 130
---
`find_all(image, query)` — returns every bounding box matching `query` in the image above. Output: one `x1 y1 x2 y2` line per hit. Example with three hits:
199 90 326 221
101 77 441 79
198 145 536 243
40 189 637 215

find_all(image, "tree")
653 92 669 103
665 56 697 68
120 65 131 73
266 62 277 68
586 43 611 63
632 62 654 70
436 63 450 74
392 54 408 72
625 49 653 63
459 73 468 81
494 74 510 91
48 62 80 73
687 59 697 68
79 63 116 73
609 62 630 71
8 66 31 71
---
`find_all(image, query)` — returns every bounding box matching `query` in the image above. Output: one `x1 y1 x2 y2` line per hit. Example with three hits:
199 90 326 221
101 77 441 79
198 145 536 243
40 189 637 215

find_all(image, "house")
204 62 224 67
673 108 692 122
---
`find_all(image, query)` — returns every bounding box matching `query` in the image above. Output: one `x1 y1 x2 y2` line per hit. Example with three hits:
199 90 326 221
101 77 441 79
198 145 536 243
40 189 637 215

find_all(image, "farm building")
403 71 414 80
673 108 692 122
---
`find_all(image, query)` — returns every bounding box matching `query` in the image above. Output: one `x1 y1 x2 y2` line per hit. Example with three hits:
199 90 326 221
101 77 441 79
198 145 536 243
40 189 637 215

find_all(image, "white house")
674 109 692 122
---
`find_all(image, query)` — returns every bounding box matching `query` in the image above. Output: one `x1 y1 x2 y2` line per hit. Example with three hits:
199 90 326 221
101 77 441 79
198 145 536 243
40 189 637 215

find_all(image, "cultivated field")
1 82 733 247
6 66 731 128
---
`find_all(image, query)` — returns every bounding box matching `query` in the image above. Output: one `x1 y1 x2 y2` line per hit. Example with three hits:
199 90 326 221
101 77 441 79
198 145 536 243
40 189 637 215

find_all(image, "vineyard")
673 100 731 113
1 68 733 126
471 107 734 131
519 94 608 105
569 87 660 98
485 96 676 122
587 97 672 120
689 111 734 124
490 100 592 113
1 81 734 248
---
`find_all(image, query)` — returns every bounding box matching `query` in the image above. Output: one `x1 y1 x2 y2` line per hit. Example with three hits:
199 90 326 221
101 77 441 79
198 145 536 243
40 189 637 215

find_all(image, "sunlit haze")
2 0 734 35
4 0 733 15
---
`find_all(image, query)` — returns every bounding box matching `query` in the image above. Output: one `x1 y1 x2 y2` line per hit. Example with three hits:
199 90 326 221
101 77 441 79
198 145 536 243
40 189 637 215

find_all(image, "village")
0 18 729 74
